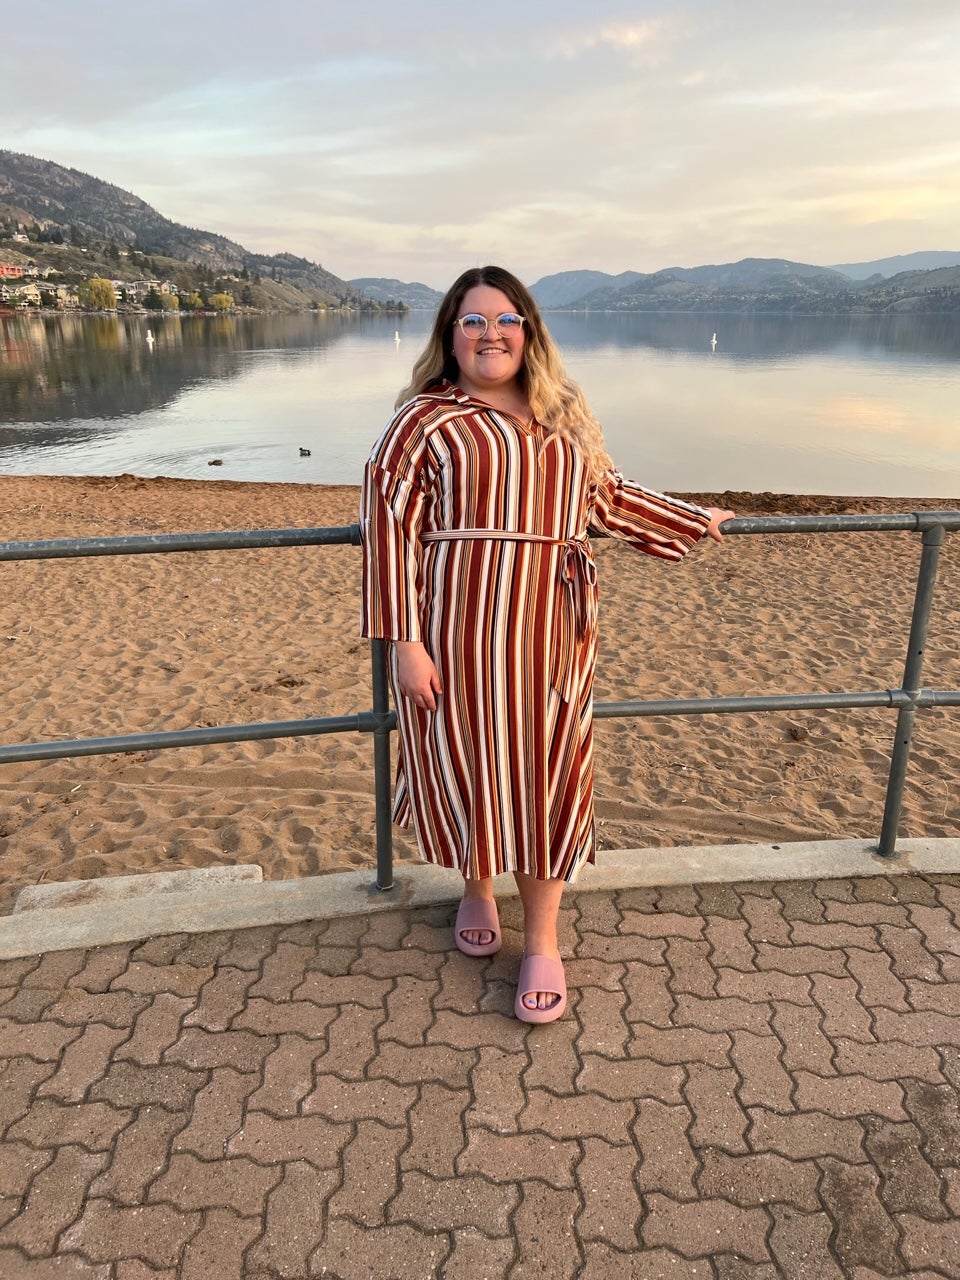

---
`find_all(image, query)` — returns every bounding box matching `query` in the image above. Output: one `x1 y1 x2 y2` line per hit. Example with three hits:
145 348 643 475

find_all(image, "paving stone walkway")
1 873 960 1279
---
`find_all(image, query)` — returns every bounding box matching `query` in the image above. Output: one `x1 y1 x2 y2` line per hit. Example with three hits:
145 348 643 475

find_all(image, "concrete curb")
3 837 959 960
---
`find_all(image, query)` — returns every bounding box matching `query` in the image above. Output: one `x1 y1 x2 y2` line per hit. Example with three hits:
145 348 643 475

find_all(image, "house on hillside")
0 263 25 278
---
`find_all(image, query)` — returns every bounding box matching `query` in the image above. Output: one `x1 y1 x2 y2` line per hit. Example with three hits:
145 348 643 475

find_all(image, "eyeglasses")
454 312 526 340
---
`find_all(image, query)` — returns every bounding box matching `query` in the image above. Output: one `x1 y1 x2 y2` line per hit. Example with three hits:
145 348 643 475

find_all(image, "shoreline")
0 473 957 915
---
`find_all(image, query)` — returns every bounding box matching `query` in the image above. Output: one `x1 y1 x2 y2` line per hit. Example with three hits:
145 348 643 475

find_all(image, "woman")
361 266 732 1023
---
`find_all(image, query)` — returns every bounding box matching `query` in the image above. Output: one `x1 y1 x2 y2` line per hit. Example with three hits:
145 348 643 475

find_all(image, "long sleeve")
360 402 433 641
588 470 711 560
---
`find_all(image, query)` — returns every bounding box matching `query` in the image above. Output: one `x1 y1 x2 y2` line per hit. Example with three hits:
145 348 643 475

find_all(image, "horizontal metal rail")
1 510 957 887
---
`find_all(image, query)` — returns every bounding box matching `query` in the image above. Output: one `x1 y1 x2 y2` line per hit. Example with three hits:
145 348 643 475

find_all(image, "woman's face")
450 284 526 401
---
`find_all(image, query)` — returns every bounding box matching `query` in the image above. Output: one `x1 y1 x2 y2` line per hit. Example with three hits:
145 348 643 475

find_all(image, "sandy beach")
0 473 957 915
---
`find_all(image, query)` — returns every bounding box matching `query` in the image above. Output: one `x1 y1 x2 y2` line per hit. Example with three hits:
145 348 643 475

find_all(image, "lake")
2 309 959 496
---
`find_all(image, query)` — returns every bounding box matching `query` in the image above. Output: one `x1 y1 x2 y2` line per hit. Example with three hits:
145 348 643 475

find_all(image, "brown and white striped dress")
360 381 711 883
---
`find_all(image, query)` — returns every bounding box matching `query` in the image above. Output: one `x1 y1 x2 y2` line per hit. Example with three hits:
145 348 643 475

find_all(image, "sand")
0 473 957 914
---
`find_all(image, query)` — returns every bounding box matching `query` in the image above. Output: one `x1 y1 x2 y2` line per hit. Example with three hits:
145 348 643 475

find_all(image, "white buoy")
146 329 155 347
394 331 401 343
710 332 717 351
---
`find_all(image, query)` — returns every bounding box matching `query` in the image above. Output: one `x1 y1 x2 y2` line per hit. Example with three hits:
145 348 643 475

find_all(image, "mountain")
830 251 960 280
0 149 352 306
347 277 443 308
529 256 960 314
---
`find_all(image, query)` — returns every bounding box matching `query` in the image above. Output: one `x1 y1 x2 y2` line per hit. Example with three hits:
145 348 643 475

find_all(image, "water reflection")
1 310 958 495
0 312 354 429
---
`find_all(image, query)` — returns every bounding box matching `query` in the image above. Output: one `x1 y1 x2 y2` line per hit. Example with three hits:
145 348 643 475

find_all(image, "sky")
4 0 960 289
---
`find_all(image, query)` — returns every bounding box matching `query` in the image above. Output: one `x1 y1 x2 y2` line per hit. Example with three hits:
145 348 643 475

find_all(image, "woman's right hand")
395 641 443 711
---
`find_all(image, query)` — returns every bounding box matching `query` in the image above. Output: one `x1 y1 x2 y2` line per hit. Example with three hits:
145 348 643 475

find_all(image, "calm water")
2 310 959 496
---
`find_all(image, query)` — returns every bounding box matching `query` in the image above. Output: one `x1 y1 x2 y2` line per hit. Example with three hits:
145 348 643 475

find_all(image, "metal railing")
1 510 957 891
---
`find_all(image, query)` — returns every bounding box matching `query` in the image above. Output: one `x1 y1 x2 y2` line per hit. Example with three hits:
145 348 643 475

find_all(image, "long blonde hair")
397 266 613 478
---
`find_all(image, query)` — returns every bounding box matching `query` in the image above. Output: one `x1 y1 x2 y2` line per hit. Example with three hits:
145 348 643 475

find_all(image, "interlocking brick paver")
632 1100 697 1198
510 1182 582 1279
247 1034 322 1116
877 924 941 981
792 1069 905 1120
811 972 875 1043
36 1022 129 1102
112 962 212 998
59 1199 201 1268
833 1036 944 1083
8 1097 131 1151
441 1228 516 1280
328 1119 409 1226
684 1062 749 1152
312 1215 447 1280
458 1128 580 1189
767 1205 846 1279
302 1073 416 1124
182 965 257 1029
575 985 630 1056
621 962 675 1027
149 1152 281 1214
390 1170 519 1235
91 1104 189 1204
575 1137 641 1248
704 915 756 970
401 1082 470 1177
226 1110 352 1167
521 1016 580 1094
897 1213 960 1278
0 1056 57 1134
844 946 910 1010
114 993 194 1065
383 973 439 1045
245 1161 338 1279
665 937 716 997
771 1002 836 1076
469 1044 527 1132
178 1207 260 1280
0 1144 107 1255
246 940 315 999
729 1028 794 1111
818 1158 905 1272
642 1193 770 1262
171 1066 258 1160
367 1038 476 1087
698 1148 820 1211
754 940 848 976
902 1079 960 1168
862 1117 949 1218
747 1107 867 1161
519 1085 632 1141
630 1023 732 1068
3 871 960 1276
577 1052 685 1103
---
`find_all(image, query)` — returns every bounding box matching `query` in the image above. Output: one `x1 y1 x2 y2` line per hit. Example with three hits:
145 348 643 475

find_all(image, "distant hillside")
830 251 960 280
0 149 354 308
529 256 960 314
530 270 645 308
348 277 443 308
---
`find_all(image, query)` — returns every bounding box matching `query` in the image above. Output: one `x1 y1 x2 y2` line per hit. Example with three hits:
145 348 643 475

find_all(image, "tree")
209 292 234 312
180 291 204 311
143 287 163 310
81 277 117 310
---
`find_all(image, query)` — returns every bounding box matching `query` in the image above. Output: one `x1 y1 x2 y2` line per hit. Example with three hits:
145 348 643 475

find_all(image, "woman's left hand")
703 507 736 543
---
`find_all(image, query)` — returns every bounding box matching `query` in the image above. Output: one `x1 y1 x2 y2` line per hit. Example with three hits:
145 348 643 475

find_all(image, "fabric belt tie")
420 529 597 702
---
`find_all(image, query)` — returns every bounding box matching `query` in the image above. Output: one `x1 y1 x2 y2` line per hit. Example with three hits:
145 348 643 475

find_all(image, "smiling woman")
360 265 733 1023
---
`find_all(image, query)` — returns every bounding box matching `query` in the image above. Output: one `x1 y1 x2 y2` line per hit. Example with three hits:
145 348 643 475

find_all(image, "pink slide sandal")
455 897 502 957
514 954 567 1023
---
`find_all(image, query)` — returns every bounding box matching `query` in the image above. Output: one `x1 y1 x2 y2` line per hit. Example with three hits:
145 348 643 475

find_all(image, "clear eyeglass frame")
454 312 526 339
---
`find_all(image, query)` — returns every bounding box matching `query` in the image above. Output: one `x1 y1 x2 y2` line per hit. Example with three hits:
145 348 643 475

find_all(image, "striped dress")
360 381 711 882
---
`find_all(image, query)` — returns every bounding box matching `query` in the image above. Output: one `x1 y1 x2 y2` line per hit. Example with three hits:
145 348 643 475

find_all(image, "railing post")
877 523 946 857
370 639 396 890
